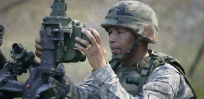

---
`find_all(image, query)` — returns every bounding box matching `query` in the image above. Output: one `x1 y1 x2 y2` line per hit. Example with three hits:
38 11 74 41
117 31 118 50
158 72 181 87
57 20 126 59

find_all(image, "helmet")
101 1 159 44
100 1 159 61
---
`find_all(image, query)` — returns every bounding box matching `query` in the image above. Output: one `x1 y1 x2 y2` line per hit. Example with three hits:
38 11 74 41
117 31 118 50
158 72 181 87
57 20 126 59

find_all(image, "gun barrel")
12 43 22 53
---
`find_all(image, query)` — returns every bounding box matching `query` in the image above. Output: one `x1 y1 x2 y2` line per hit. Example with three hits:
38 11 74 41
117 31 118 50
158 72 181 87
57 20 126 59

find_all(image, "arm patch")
149 93 162 99
84 73 93 80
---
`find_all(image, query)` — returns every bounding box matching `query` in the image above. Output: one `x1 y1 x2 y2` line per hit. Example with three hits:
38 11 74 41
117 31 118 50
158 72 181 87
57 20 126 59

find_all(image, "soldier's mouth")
110 47 120 54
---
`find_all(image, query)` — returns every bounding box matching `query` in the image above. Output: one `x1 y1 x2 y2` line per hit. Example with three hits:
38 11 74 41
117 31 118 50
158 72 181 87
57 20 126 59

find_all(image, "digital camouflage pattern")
101 1 158 43
68 50 194 99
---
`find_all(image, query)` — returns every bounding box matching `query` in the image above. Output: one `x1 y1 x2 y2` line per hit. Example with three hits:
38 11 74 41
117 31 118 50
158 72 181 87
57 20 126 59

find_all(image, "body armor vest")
109 50 197 98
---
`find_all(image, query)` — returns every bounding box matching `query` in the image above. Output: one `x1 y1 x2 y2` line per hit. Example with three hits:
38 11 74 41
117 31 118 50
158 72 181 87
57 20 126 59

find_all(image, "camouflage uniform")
68 50 194 99
67 1 196 99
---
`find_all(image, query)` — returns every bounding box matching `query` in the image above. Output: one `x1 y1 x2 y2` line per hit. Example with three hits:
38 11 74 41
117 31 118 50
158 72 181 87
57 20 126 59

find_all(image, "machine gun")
0 43 39 99
0 25 40 98
10 43 39 75
0 0 89 98
22 0 90 98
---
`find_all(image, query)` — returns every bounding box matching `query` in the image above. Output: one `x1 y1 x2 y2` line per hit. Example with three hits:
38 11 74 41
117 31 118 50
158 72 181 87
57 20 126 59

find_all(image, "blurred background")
0 0 203 98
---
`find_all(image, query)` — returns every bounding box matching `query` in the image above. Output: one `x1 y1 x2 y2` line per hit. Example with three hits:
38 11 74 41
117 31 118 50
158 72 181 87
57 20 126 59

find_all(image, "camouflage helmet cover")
101 1 159 43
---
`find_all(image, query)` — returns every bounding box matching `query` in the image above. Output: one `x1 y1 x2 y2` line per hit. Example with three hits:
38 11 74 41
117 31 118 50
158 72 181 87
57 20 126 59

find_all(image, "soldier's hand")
75 28 106 71
35 38 43 59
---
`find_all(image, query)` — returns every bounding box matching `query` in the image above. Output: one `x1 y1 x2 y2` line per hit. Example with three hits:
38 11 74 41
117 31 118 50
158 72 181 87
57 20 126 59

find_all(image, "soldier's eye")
108 31 112 35
117 31 123 34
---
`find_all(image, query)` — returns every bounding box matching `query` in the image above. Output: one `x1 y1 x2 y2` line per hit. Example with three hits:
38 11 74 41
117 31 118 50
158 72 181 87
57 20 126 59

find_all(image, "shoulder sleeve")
57 63 100 99
141 63 193 99
69 75 101 99
92 63 140 99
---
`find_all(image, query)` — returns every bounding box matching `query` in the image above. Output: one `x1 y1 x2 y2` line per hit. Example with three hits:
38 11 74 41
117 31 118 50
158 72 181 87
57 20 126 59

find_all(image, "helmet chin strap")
112 35 143 62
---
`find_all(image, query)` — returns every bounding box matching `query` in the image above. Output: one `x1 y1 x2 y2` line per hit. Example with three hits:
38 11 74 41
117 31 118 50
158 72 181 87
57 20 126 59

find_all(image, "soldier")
36 1 196 99
0 25 8 69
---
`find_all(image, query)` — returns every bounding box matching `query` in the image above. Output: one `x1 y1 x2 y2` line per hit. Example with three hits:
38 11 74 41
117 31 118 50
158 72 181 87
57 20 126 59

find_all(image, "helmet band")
105 15 159 31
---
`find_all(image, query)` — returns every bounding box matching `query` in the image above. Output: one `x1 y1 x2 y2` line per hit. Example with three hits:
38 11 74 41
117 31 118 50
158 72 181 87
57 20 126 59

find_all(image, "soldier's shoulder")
148 63 182 80
149 50 185 75
155 63 180 73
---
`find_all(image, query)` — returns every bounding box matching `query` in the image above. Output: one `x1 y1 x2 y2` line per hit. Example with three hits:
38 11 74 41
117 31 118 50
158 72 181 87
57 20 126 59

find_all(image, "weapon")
0 42 39 99
23 0 90 98
0 25 40 98
41 0 89 63
10 43 39 75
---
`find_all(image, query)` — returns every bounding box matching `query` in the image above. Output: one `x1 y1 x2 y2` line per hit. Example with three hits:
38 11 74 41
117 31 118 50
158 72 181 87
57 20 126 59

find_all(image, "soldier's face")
108 27 137 55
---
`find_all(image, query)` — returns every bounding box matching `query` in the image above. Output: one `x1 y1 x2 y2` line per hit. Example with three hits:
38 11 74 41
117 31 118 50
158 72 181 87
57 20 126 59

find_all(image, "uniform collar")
119 49 154 72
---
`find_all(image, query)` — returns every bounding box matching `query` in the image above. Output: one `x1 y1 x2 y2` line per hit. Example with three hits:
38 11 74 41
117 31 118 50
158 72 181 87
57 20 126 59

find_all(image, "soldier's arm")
92 63 140 99
142 63 193 99
68 76 100 99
